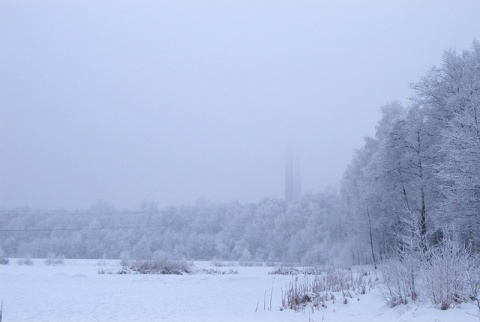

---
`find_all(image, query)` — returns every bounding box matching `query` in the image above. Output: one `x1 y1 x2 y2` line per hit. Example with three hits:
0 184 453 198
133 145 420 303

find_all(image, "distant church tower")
285 144 301 202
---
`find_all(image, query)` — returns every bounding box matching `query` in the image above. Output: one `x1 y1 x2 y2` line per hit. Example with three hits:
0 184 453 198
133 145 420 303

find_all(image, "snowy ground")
1 259 478 322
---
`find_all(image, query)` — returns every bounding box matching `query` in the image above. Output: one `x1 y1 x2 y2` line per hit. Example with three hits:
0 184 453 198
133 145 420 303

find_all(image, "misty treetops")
1 41 479 265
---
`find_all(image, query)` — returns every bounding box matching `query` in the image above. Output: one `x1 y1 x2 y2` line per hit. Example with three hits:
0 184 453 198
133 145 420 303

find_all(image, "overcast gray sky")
1 0 479 210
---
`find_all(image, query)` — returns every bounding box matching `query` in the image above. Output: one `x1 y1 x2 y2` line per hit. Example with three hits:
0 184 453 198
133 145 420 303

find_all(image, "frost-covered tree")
342 41 480 266
413 41 480 250
342 136 382 266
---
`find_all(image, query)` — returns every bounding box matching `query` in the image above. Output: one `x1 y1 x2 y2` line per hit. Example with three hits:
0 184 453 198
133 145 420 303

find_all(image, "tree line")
1 193 348 264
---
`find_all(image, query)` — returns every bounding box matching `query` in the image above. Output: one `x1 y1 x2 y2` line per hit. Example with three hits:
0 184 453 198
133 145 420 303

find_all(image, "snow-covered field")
1 259 478 322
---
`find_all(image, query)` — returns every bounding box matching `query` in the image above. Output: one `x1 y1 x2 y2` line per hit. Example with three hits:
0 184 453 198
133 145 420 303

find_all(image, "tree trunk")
417 130 427 252
366 206 377 269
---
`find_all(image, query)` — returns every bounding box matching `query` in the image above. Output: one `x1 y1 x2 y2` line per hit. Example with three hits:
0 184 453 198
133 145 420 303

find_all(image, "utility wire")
0 211 157 217
0 204 255 217
0 225 164 232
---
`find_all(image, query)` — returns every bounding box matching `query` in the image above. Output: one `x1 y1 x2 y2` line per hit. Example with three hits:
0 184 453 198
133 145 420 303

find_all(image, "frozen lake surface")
1 259 478 321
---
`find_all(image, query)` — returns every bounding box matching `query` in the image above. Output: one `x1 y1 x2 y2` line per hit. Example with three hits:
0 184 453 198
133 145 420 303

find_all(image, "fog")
1 1 479 209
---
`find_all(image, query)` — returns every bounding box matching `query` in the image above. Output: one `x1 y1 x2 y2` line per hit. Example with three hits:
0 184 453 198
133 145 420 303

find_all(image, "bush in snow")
195 268 239 275
281 267 372 312
44 252 65 266
119 251 131 267
99 263 238 275
131 259 193 275
269 266 330 276
119 256 193 275
271 266 356 277
463 257 480 309
379 257 413 307
420 236 480 310
17 256 33 265
379 230 480 311
269 266 301 275
379 210 427 307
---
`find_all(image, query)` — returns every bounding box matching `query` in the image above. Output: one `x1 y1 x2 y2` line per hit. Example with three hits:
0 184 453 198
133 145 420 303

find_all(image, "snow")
1 259 478 322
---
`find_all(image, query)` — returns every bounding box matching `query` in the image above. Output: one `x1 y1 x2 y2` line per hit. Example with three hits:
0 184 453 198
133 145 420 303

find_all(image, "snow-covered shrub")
239 261 264 267
464 267 480 320
463 255 480 304
98 267 112 274
195 268 239 275
420 236 479 310
282 276 329 311
119 251 131 267
45 252 65 265
128 258 193 275
379 258 411 307
269 267 301 275
99 263 237 275
281 268 372 312
17 256 33 265
270 266 343 276
379 210 426 307
379 230 480 310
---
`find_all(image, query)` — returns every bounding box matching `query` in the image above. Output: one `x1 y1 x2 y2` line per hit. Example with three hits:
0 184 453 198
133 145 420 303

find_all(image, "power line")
0 211 155 217
0 225 163 233
0 204 259 217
